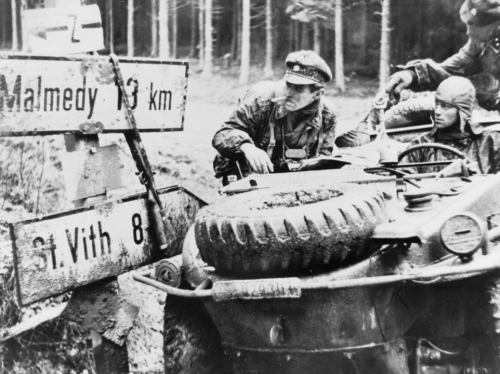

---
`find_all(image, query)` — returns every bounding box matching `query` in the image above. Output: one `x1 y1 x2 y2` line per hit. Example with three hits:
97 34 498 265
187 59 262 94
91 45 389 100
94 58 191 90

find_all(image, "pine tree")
173 0 178 58
127 0 134 56
313 20 321 54
239 0 250 84
11 0 18 51
108 0 115 54
151 0 158 57
202 0 213 76
335 0 345 91
159 0 170 58
263 0 274 78
198 0 205 65
189 0 197 57
379 0 391 91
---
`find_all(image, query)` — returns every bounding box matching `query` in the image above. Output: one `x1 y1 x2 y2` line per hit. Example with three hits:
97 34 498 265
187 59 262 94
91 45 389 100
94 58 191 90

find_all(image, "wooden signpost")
10 187 204 306
3 3 197 372
0 54 188 135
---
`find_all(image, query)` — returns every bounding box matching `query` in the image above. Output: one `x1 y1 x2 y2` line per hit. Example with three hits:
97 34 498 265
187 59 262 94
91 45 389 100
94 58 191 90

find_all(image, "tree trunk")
379 0 391 92
313 21 321 55
335 0 345 91
202 0 213 76
11 0 18 51
323 21 331 60
151 0 157 57
301 22 309 49
108 0 114 54
198 0 204 65
358 0 368 66
288 16 294 52
294 20 300 51
189 0 196 57
127 0 134 57
239 0 250 84
173 0 178 58
263 0 274 79
159 0 170 58
236 0 242 63
1 0 7 48
230 0 237 59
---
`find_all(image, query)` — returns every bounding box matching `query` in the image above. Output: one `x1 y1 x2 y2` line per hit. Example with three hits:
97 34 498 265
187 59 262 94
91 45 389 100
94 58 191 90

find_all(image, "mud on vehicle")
134 122 500 374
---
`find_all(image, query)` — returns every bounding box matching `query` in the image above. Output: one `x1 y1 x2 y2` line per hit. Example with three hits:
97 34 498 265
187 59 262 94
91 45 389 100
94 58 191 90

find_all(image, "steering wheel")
397 143 468 164
364 143 473 185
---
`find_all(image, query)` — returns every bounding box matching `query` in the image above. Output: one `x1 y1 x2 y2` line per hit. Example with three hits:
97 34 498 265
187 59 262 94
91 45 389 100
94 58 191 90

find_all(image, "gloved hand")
385 70 416 101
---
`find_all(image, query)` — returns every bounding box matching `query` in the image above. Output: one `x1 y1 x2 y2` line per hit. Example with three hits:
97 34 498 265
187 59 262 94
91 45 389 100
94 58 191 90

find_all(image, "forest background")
1 0 466 88
0 0 469 373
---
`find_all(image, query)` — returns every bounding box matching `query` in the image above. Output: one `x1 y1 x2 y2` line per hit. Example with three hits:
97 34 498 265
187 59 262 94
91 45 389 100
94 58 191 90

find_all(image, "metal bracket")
79 121 104 134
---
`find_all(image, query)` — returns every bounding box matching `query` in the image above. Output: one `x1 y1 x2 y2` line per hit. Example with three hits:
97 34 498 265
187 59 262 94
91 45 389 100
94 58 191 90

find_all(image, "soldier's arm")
439 40 479 76
212 99 274 174
335 118 371 149
386 40 480 97
212 101 262 160
406 40 480 91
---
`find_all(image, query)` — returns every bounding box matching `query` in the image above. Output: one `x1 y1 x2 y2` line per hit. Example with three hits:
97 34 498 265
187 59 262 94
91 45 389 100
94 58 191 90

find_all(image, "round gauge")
440 214 484 257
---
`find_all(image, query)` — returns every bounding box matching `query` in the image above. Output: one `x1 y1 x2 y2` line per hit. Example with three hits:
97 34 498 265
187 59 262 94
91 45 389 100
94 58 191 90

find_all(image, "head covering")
435 77 476 134
285 51 332 86
461 0 500 26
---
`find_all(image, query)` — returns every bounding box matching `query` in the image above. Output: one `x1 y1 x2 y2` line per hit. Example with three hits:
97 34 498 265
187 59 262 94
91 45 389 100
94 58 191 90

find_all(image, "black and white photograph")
2 0 500 373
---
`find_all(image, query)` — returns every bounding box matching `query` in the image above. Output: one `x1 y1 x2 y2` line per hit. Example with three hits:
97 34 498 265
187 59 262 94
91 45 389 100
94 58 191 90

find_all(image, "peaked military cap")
461 0 500 26
285 50 332 86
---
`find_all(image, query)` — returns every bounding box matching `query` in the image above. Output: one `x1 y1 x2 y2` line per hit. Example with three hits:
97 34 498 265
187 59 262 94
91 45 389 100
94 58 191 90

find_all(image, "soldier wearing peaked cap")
212 50 370 185
386 0 500 112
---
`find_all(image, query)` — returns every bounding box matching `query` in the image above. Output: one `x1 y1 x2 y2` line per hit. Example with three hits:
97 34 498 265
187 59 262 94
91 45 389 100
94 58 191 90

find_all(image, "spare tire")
194 184 388 276
384 94 435 129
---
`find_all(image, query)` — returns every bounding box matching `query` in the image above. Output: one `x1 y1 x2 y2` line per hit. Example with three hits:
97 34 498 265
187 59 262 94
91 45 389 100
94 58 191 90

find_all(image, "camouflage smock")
212 81 369 178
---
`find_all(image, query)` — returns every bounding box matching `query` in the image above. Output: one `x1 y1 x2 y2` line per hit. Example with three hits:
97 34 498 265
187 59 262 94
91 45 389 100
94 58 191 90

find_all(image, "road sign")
22 5 104 55
0 54 188 135
10 187 205 306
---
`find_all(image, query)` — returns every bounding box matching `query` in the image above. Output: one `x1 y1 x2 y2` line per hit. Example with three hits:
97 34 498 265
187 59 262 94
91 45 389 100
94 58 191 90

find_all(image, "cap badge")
293 65 300 72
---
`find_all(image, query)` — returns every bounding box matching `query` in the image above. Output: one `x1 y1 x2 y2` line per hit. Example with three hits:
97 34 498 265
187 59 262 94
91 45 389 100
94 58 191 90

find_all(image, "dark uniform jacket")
402 126 500 174
404 24 500 111
213 81 369 178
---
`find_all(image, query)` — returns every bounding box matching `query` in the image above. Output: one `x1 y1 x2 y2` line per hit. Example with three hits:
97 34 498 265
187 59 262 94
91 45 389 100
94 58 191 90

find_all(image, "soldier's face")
284 82 321 111
434 100 460 130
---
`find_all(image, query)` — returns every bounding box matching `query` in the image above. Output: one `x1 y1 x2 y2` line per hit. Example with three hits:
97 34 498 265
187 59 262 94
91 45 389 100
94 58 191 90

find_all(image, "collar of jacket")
476 22 500 55
430 120 483 144
274 99 323 131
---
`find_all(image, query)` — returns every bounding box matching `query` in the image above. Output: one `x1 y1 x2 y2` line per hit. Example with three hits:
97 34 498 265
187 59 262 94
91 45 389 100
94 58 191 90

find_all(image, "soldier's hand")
385 70 415 101
240 143 274 174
